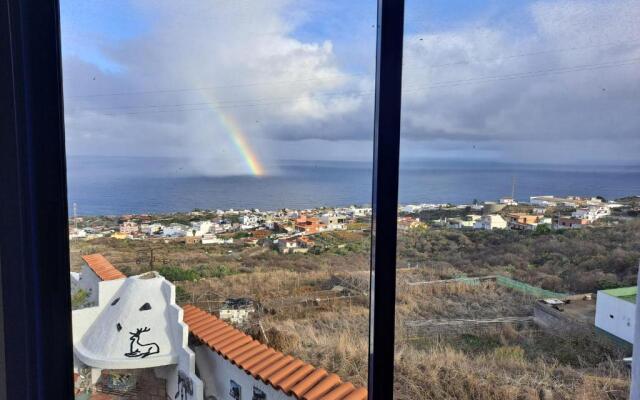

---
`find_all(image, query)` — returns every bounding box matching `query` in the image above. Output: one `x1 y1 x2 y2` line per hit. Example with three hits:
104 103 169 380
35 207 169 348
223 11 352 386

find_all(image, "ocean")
67 156 640 216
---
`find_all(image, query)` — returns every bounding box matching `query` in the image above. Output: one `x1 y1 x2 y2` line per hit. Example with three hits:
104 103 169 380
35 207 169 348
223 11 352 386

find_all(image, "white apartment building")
572 205 611 222
320 214 347 231
241 214 260 226
473 215 508 230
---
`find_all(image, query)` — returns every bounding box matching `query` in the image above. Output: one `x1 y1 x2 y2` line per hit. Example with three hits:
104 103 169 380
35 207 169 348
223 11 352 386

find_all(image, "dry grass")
70 239 631 399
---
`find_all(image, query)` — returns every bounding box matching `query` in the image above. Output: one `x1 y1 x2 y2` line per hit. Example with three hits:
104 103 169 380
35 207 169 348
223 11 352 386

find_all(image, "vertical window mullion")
368 0 405 399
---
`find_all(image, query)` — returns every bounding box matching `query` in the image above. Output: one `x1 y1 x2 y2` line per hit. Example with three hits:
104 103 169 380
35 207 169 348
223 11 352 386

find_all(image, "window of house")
252 386 267 400
229 380 241 400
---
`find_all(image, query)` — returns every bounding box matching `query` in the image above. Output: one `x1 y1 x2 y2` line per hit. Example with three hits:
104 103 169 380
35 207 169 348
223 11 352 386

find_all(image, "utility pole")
73 202 78 231
511 176 516 200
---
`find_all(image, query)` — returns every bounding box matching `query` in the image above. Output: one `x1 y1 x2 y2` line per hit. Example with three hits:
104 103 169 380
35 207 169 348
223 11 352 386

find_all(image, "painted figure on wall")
124 327 160 358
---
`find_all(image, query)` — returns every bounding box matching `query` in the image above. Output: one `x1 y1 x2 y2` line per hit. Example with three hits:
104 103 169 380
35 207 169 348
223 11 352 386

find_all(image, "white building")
473 215 508 230
499 197 518 206
278 239 300 254
77 254 127 305
401 204 421 213
72 268 203 399
164 223 189 238
188 221 213 237
120 221 140 234
572 205 611 222
448 215 481 229
71 254 367 400
218 298 255 325
241 214 259 226
348 206 372 217
201 234 234 245
141 223 164 235
69 228 88 240
320 214 347 231
185 305 367 400
595 286 637 343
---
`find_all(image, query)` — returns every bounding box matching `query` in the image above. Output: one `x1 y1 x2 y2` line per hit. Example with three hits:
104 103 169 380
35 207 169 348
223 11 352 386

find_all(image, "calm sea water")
67 156 640 216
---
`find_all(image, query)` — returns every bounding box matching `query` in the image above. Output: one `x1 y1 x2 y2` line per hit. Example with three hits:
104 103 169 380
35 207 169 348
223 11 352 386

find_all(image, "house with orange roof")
295 215 322 235
507 213 543 230
72 268 203 399
77 254 127 304
184 305 367 400
71 254 366 400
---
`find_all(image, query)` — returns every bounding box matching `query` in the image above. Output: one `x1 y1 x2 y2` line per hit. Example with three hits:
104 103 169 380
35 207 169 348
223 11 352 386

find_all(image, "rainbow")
200 91 265 176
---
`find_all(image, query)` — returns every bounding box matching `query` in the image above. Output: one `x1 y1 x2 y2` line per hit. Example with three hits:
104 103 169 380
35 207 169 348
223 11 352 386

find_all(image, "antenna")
511 176 516 200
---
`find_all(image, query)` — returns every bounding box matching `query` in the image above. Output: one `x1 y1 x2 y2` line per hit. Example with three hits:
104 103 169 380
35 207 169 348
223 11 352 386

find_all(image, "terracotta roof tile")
219 335 252 354
258 355 295 381
268 359 306 386
242 348 278 371
277 364 315 392
290 368 329 397
226 341 262 360
342 388 368 400
321 383 356 400
250 352 285 377
81 254 126 281
234 344 270 365
303 374 341 400
183 305 368 400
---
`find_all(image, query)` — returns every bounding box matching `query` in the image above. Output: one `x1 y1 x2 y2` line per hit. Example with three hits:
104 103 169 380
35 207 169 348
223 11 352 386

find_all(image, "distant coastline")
66 156 640 216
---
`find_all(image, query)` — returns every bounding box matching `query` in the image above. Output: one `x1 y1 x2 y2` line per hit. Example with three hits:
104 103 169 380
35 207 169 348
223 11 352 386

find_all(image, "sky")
60 0 640 176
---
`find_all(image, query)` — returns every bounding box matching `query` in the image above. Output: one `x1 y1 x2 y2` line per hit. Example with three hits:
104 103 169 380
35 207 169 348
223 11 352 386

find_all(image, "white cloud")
62 0 640 171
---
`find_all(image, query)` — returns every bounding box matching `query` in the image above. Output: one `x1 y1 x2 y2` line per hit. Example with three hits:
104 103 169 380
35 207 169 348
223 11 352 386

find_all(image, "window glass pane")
61 1 375 398
396 1 640 398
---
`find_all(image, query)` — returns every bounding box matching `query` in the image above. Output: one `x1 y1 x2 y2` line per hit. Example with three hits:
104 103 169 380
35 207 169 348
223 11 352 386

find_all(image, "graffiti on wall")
175 370 194 399
124 327 160 358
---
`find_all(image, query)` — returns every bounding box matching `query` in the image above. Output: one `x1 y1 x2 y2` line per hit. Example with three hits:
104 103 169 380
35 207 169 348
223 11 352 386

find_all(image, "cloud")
62 0 371 175
62 0 640 170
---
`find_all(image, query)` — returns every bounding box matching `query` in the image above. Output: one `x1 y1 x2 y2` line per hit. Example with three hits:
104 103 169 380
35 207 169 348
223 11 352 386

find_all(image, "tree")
71 289 89 310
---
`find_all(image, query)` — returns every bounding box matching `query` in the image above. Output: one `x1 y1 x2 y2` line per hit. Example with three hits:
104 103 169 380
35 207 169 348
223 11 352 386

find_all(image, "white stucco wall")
78 264 102 304
72 273 203 399
194 345 295 400
595 291 636 343
156 281 203 400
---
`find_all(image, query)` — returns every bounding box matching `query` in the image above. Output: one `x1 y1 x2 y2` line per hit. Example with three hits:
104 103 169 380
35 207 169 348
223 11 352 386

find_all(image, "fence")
407 274 568 299
494 275 567 299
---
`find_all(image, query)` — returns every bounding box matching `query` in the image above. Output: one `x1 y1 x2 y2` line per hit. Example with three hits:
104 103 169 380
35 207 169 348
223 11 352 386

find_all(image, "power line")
65 39 638 100
402 38 640 69
70 57 640 116
66 76 356 99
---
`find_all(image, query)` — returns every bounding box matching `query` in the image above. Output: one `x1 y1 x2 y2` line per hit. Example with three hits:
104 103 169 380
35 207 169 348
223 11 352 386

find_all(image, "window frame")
1 0 74 398
0 0 405 399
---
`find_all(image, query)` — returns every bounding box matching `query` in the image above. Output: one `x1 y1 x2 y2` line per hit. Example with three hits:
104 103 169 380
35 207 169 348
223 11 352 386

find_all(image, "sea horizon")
67 156 640 216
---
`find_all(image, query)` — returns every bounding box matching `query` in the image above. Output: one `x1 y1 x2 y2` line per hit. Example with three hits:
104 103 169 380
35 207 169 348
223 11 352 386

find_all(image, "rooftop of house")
601 286 637 304
222 298 255 310
82 253 127 281
74 271 185 369
183 305 367 400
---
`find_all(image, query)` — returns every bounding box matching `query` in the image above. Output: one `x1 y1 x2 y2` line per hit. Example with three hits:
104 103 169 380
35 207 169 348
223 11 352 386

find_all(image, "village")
67 194 640 399
68 194 635 252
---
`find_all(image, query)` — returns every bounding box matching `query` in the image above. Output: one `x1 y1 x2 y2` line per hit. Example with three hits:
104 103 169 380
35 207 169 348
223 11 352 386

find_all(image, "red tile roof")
81 254 126 281
182 305 367 400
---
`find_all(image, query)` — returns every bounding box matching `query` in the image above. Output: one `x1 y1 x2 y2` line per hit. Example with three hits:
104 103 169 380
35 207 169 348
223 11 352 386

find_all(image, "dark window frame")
1 0 74 398
0 0 405 399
